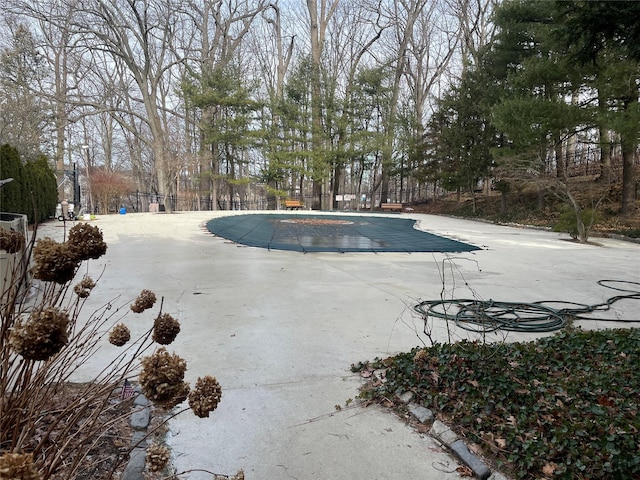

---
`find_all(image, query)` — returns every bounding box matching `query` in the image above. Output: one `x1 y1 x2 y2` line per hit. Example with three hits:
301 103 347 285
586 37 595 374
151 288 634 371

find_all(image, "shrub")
553 206 598 241
0 223 225 479
0 145 57 224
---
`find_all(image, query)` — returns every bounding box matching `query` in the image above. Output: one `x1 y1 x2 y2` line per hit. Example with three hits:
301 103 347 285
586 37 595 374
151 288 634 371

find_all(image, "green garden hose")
414 280 640 333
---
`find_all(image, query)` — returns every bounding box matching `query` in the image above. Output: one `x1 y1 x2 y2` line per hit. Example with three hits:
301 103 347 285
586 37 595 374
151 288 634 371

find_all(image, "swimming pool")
206 214 481 253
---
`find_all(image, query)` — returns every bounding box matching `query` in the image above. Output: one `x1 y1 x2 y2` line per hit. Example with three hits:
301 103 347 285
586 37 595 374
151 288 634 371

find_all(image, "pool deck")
35 211 640 480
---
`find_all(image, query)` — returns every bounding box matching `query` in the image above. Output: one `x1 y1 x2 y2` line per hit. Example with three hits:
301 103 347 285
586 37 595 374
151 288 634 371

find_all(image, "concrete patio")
36 211 640 479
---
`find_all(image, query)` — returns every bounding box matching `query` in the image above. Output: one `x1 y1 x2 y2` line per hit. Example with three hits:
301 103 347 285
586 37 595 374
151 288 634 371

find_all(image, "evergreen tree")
0 145 25 214
262 57 314 202
25 155 57 222
0 24 49 161
426 65 498 212
184 67 264 210
349 66 393 208
554 0 639 216
490 0 583 182
557 0 640 63
485 0 637 232
0 145 56 223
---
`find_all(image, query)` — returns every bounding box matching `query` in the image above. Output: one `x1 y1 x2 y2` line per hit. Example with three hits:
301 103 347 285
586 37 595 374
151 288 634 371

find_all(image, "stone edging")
119 385 511 479
121 390 152 480
396 390 510 480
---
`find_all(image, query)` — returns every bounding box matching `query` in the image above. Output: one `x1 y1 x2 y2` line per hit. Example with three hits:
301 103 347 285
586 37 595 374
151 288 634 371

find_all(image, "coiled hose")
413 280 640 333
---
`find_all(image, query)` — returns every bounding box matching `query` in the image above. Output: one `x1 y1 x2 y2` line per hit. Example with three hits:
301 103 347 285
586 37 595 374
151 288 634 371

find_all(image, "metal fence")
117 191 275 213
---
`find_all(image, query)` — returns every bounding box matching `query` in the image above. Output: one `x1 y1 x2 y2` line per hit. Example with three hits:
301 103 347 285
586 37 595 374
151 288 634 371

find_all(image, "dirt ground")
34 383 134 480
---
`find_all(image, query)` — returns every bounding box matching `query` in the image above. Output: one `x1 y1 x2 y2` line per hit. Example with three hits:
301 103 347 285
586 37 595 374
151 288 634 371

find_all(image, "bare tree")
449 0 497 70
250 2 296 208
0 22 49 161
183 0 268 210
325 1 386 210
402 0 460 200
373 0 430 206
305 0 340 210
4 1 91 198
70 0 189 210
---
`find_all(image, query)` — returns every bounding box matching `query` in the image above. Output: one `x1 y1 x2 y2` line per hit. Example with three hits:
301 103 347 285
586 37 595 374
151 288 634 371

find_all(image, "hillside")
408 185 640 240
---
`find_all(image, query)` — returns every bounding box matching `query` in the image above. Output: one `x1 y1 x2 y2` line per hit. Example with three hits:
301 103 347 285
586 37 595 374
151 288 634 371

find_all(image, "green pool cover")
206 214 480 253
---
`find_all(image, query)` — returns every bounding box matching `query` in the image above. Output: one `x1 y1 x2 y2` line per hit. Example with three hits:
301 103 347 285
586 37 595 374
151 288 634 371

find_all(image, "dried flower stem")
1 222 225 479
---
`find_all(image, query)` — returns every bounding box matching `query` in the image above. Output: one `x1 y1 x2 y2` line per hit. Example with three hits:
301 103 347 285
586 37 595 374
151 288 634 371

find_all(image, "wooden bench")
380 203 403 212
284 199 304 210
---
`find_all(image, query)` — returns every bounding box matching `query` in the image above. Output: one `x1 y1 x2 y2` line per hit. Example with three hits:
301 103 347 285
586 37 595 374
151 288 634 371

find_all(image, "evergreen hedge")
1 144 58 223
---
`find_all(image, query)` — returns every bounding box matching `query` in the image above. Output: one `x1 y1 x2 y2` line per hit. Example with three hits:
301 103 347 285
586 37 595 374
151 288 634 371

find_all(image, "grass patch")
353 328 640 479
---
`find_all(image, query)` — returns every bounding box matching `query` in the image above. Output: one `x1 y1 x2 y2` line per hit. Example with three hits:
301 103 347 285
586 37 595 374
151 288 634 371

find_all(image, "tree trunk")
598 128 613 184
331 164 343 210
262 4 294 211
620 94 638 217
147 102 171 211
620 138 637 217
537 186 545 210
52 25 72 202
306 0 338 210
380 1 425 206
555 135 566 181
566 188 587 243
597 83 613 184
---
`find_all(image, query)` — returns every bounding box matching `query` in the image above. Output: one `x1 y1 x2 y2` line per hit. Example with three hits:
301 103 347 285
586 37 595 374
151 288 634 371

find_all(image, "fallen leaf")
495 438 507 449
542 462 558 476
373 369 386 380
468 442 483 455
456 466 474 477
597 395 614 407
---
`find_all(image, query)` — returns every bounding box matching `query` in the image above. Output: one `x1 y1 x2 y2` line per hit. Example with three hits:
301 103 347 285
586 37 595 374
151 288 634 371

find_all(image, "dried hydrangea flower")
73 276 96 298
0 228 25 254
145 443 171 472
31 238 79 284
139 348 190 409
131 289 157 313
109 323 131 346
0 452 41 480
9 307 70 361
152 313 181 345
67 223 107 260
188 375 222 418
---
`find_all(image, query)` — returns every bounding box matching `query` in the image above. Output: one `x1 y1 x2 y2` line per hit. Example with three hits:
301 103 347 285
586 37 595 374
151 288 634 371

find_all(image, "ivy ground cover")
354 328 640 479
